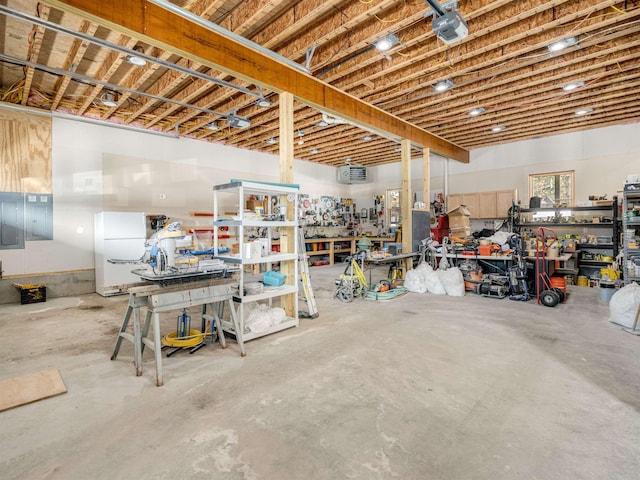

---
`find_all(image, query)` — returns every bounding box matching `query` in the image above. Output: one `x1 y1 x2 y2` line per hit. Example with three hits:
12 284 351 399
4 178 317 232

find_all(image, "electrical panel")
26 193 53 241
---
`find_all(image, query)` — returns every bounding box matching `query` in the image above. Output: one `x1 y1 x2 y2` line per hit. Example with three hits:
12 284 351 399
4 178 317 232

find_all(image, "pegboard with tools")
298 195 356 227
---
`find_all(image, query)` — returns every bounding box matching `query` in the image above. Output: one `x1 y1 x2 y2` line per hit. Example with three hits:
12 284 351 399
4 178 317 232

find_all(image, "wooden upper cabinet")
462 193 479 218
478 192 497 218
447 189 518 219
496 189 518 218
446 194 463 212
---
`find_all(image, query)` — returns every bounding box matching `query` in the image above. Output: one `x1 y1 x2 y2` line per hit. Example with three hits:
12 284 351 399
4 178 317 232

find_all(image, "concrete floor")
1 264 639 480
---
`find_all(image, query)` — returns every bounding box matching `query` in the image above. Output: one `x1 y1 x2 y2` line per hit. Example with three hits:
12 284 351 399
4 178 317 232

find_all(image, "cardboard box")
564 239 576 252
446 205 471 229
246 199 266 211
449 226 471 237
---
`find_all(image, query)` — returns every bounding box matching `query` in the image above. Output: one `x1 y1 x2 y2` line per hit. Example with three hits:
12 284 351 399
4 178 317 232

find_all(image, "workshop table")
364 252 421 284
111 279 238 386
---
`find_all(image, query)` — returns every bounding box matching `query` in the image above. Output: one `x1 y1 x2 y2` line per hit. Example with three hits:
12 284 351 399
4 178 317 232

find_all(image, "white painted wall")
3 117 639 277
2 117 343 276
356 123 640 212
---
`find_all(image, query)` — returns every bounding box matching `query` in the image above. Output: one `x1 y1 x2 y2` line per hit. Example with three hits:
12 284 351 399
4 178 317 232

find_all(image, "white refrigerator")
94 211 146 296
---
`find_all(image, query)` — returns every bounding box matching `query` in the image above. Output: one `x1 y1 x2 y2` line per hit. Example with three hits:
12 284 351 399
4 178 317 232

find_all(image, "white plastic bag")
438 267 465 297
245 304 272 333
405 268 427 293
267 307 287 326
423 264 446 295
609 283 640 328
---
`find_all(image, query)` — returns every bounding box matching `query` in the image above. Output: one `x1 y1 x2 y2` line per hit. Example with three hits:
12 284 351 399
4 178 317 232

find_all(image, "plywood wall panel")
0 109 51 193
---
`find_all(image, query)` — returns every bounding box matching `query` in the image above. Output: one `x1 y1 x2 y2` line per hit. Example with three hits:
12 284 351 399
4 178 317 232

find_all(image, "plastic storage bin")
263 271 286 286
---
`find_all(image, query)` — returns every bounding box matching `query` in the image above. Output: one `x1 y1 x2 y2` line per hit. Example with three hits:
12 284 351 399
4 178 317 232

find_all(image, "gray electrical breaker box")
25 193 53 241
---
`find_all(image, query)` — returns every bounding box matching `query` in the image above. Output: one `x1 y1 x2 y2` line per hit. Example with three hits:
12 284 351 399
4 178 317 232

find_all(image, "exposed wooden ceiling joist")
1 0 638 168
42 0 468 163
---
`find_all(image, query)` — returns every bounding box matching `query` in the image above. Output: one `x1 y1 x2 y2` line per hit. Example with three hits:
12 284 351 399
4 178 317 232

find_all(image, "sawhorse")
111 281 239 386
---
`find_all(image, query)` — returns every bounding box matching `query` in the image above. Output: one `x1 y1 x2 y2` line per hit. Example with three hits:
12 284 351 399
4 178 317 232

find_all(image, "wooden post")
279 92 295 316
401 139 412 271
423 147 430 209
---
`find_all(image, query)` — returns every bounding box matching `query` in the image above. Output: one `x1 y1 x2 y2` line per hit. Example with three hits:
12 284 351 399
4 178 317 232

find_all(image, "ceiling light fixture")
256 98 271 107
205 122 219 131
548 37 578 53
575 108 594 116
297 131 305 145
433 79 455 92
101 91 118 107
374 33 400 52
362 135 374 141
491 125 506 132
563 81 585 92
310 148 320 154
426 0 469 44
227 113 251 129
127 46 147 66
468 107 486 116
265 137 277 144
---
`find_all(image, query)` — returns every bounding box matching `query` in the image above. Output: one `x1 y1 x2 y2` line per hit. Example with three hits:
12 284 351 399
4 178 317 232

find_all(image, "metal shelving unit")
622 184 640 285
213 180 300 355
515 200 619 281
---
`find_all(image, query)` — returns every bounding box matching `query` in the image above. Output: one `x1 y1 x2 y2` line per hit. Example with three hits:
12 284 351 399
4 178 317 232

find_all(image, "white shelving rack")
213 180 299 355
622 183 640 285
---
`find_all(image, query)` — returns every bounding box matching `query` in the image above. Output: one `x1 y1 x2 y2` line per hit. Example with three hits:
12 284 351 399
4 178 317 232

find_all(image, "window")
528 170 574 207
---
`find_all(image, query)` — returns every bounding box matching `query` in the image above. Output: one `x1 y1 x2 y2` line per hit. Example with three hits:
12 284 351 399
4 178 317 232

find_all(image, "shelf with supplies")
515 199 619 282
622 184 640 285
212 180 300 355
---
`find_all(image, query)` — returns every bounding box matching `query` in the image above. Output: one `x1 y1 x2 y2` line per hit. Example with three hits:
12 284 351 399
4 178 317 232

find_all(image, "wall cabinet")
447 189 517 219
213 180 299 354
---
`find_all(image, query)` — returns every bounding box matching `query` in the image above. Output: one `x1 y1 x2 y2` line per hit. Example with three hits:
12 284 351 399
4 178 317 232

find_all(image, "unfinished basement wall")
0 114 342 303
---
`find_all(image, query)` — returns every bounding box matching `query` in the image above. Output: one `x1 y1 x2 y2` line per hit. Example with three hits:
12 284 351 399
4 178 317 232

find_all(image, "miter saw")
109 222 235 285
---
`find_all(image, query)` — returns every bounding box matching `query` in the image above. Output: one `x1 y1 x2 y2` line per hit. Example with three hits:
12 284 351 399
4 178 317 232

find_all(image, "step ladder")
297 228 319 319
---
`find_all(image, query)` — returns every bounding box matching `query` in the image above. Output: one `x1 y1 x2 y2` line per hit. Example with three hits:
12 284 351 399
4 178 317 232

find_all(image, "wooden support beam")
279 92 295 316
43 0 469 163
423 148 430 208
401 139 412 264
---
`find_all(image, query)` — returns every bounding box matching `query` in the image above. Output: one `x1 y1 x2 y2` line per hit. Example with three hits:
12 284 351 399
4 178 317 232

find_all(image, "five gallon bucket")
598 281 617 304
549 276 566 292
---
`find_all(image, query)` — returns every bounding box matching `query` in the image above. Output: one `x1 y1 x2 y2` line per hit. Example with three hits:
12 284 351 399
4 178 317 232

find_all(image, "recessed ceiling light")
205 122 219 131
433 79 455 92
102 91 118 107
374 34 399 52
575 108 594 116
491 125 506 132
563 81 585 92
362 135 373 141
256 98 271 107
468 107 486 116
310 148 320 154
345 157 352 163
548 37 577 53
265 137 277 144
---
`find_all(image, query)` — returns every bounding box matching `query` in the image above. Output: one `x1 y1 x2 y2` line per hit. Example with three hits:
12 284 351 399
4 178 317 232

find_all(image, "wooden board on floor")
0 368 67 412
